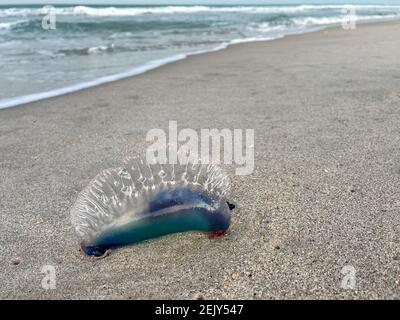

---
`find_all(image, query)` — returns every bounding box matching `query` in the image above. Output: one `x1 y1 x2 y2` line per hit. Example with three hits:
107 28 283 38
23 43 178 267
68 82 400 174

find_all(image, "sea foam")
1 5 400 17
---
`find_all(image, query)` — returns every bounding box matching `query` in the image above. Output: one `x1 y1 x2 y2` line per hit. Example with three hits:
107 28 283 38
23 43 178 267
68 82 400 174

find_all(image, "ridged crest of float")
70 156 230 243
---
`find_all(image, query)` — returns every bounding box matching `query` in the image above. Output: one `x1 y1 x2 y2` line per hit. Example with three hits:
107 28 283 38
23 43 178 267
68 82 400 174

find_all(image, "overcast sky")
2 0 400 5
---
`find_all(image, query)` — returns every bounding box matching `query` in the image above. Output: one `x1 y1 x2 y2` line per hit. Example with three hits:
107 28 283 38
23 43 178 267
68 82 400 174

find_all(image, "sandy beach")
0 20 399 299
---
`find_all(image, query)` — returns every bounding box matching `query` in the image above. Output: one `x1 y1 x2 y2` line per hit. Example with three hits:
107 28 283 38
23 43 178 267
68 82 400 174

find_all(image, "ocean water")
1 4 400 109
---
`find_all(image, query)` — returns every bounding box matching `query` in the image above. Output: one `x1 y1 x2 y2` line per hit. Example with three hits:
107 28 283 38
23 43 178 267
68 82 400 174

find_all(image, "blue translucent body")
82 187 231 256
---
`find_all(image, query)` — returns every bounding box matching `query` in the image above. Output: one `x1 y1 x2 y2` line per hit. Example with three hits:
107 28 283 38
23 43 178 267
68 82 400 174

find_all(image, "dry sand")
0 21 399 299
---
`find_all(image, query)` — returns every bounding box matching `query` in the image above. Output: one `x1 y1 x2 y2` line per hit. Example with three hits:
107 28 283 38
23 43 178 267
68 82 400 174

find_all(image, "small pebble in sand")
10 257 21 265
231 272 241 280
347 186 356 193
193 293 204 300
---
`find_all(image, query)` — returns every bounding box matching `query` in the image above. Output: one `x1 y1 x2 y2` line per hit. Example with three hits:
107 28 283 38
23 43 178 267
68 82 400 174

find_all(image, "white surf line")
0 42 235 110
0 33 292 110
0 43 242 110
0 16 397 110
0 54 187 110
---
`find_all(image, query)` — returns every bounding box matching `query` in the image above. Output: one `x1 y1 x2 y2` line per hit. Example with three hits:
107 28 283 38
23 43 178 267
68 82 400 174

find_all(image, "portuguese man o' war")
70 156 234 257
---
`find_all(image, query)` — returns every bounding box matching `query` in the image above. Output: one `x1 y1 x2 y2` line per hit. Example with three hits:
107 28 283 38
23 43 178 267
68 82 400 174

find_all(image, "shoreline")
1 19 400 299
1 18 399 111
